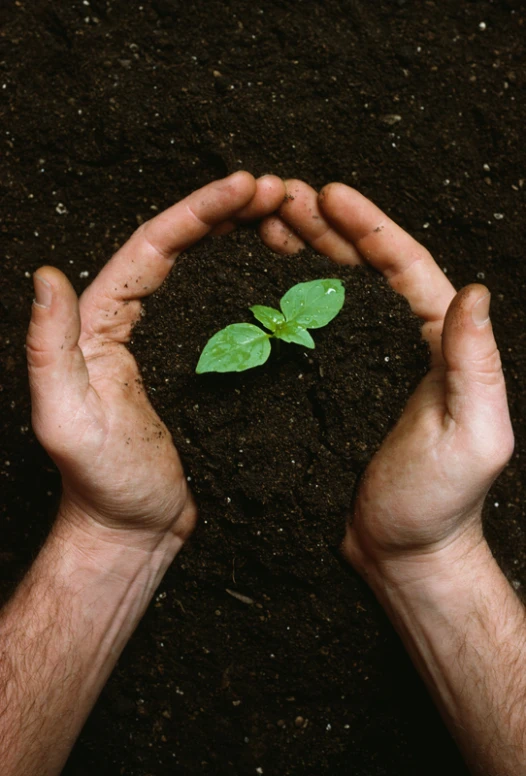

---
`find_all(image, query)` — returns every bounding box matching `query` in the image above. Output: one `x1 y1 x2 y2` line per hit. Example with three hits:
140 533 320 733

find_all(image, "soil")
133 236 429 572
1 1 525 774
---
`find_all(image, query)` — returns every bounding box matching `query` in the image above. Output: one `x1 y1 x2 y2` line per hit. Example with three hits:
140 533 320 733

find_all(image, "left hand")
260 179 514 582
26 172 286 556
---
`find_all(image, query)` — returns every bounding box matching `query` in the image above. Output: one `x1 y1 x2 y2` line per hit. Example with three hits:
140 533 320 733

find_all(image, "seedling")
196 278 345 373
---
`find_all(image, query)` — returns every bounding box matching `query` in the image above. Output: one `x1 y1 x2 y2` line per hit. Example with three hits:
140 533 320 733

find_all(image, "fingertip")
445 284 490 332
220 170 257 200
442 284 511 443
27 266 82 374
33 264 55 279
469 282 490 298
318 181 347 206
234 174 285 222
442 284 499 373
33 272 53 309
283 178 304 193
471 286 491 327
259 173 284 190
278 180 317 220
258 174 286 207
34 265 75 289
318 183 348 224
32 266 77 310
281 179 316 208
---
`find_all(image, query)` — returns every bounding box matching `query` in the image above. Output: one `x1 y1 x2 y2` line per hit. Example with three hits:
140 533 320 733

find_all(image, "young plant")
196 278 345 373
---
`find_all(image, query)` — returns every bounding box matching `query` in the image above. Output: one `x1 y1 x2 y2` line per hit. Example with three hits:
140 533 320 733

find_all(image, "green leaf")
280 278 345 329
196 324 271 373
273 321 315 349
250 305 285 332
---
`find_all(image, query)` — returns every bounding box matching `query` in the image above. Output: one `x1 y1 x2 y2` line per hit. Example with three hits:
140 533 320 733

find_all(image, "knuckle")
469 345 505 387
26 326 53 368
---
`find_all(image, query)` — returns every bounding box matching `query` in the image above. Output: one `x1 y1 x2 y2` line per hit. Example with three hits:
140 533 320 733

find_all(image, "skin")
0 171 286 776
260 179 523 774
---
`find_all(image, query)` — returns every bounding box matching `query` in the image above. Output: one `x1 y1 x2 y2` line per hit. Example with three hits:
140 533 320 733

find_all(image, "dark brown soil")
1 1 525 774
132 235 429 575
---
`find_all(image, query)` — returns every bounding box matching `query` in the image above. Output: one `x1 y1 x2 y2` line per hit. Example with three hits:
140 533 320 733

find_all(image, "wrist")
345 504 487 592
361 528 526 663
367 523 488 594
366 534 496 628
31 509 179 669
48 502 182 595
55 496 185 574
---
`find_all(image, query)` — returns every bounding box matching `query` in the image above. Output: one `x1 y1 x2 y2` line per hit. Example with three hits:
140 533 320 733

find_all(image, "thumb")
26 267 89 449
442 284 513 453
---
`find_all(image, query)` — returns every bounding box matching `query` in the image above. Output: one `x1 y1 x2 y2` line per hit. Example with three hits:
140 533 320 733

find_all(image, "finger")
319 183 456 359
209 174 286 236
26 267 90 447
80 171 257 340
236 174 286 222
278 180 363 264
442 285 513 457
259 214 307 255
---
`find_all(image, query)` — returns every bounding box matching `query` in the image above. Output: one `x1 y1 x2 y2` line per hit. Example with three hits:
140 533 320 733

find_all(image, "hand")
26 172 286 557
260 180 514 582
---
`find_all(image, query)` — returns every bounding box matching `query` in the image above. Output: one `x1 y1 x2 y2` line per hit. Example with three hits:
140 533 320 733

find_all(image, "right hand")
261 180 514 582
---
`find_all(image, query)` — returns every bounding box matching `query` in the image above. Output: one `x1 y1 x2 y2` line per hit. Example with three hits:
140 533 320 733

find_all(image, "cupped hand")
260 180 514 581
26 172 286 555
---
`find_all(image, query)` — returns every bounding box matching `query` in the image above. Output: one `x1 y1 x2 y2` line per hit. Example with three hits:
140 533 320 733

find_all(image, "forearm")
0 511 178 776
366 535 526 775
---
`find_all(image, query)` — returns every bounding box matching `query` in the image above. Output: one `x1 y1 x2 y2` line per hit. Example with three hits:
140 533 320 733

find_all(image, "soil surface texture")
129 233 430 773
1 1 525 775
133 235 428 579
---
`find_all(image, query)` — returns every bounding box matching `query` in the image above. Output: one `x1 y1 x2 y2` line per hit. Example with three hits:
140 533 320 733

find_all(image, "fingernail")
33 274 52 308
472 292 491 326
